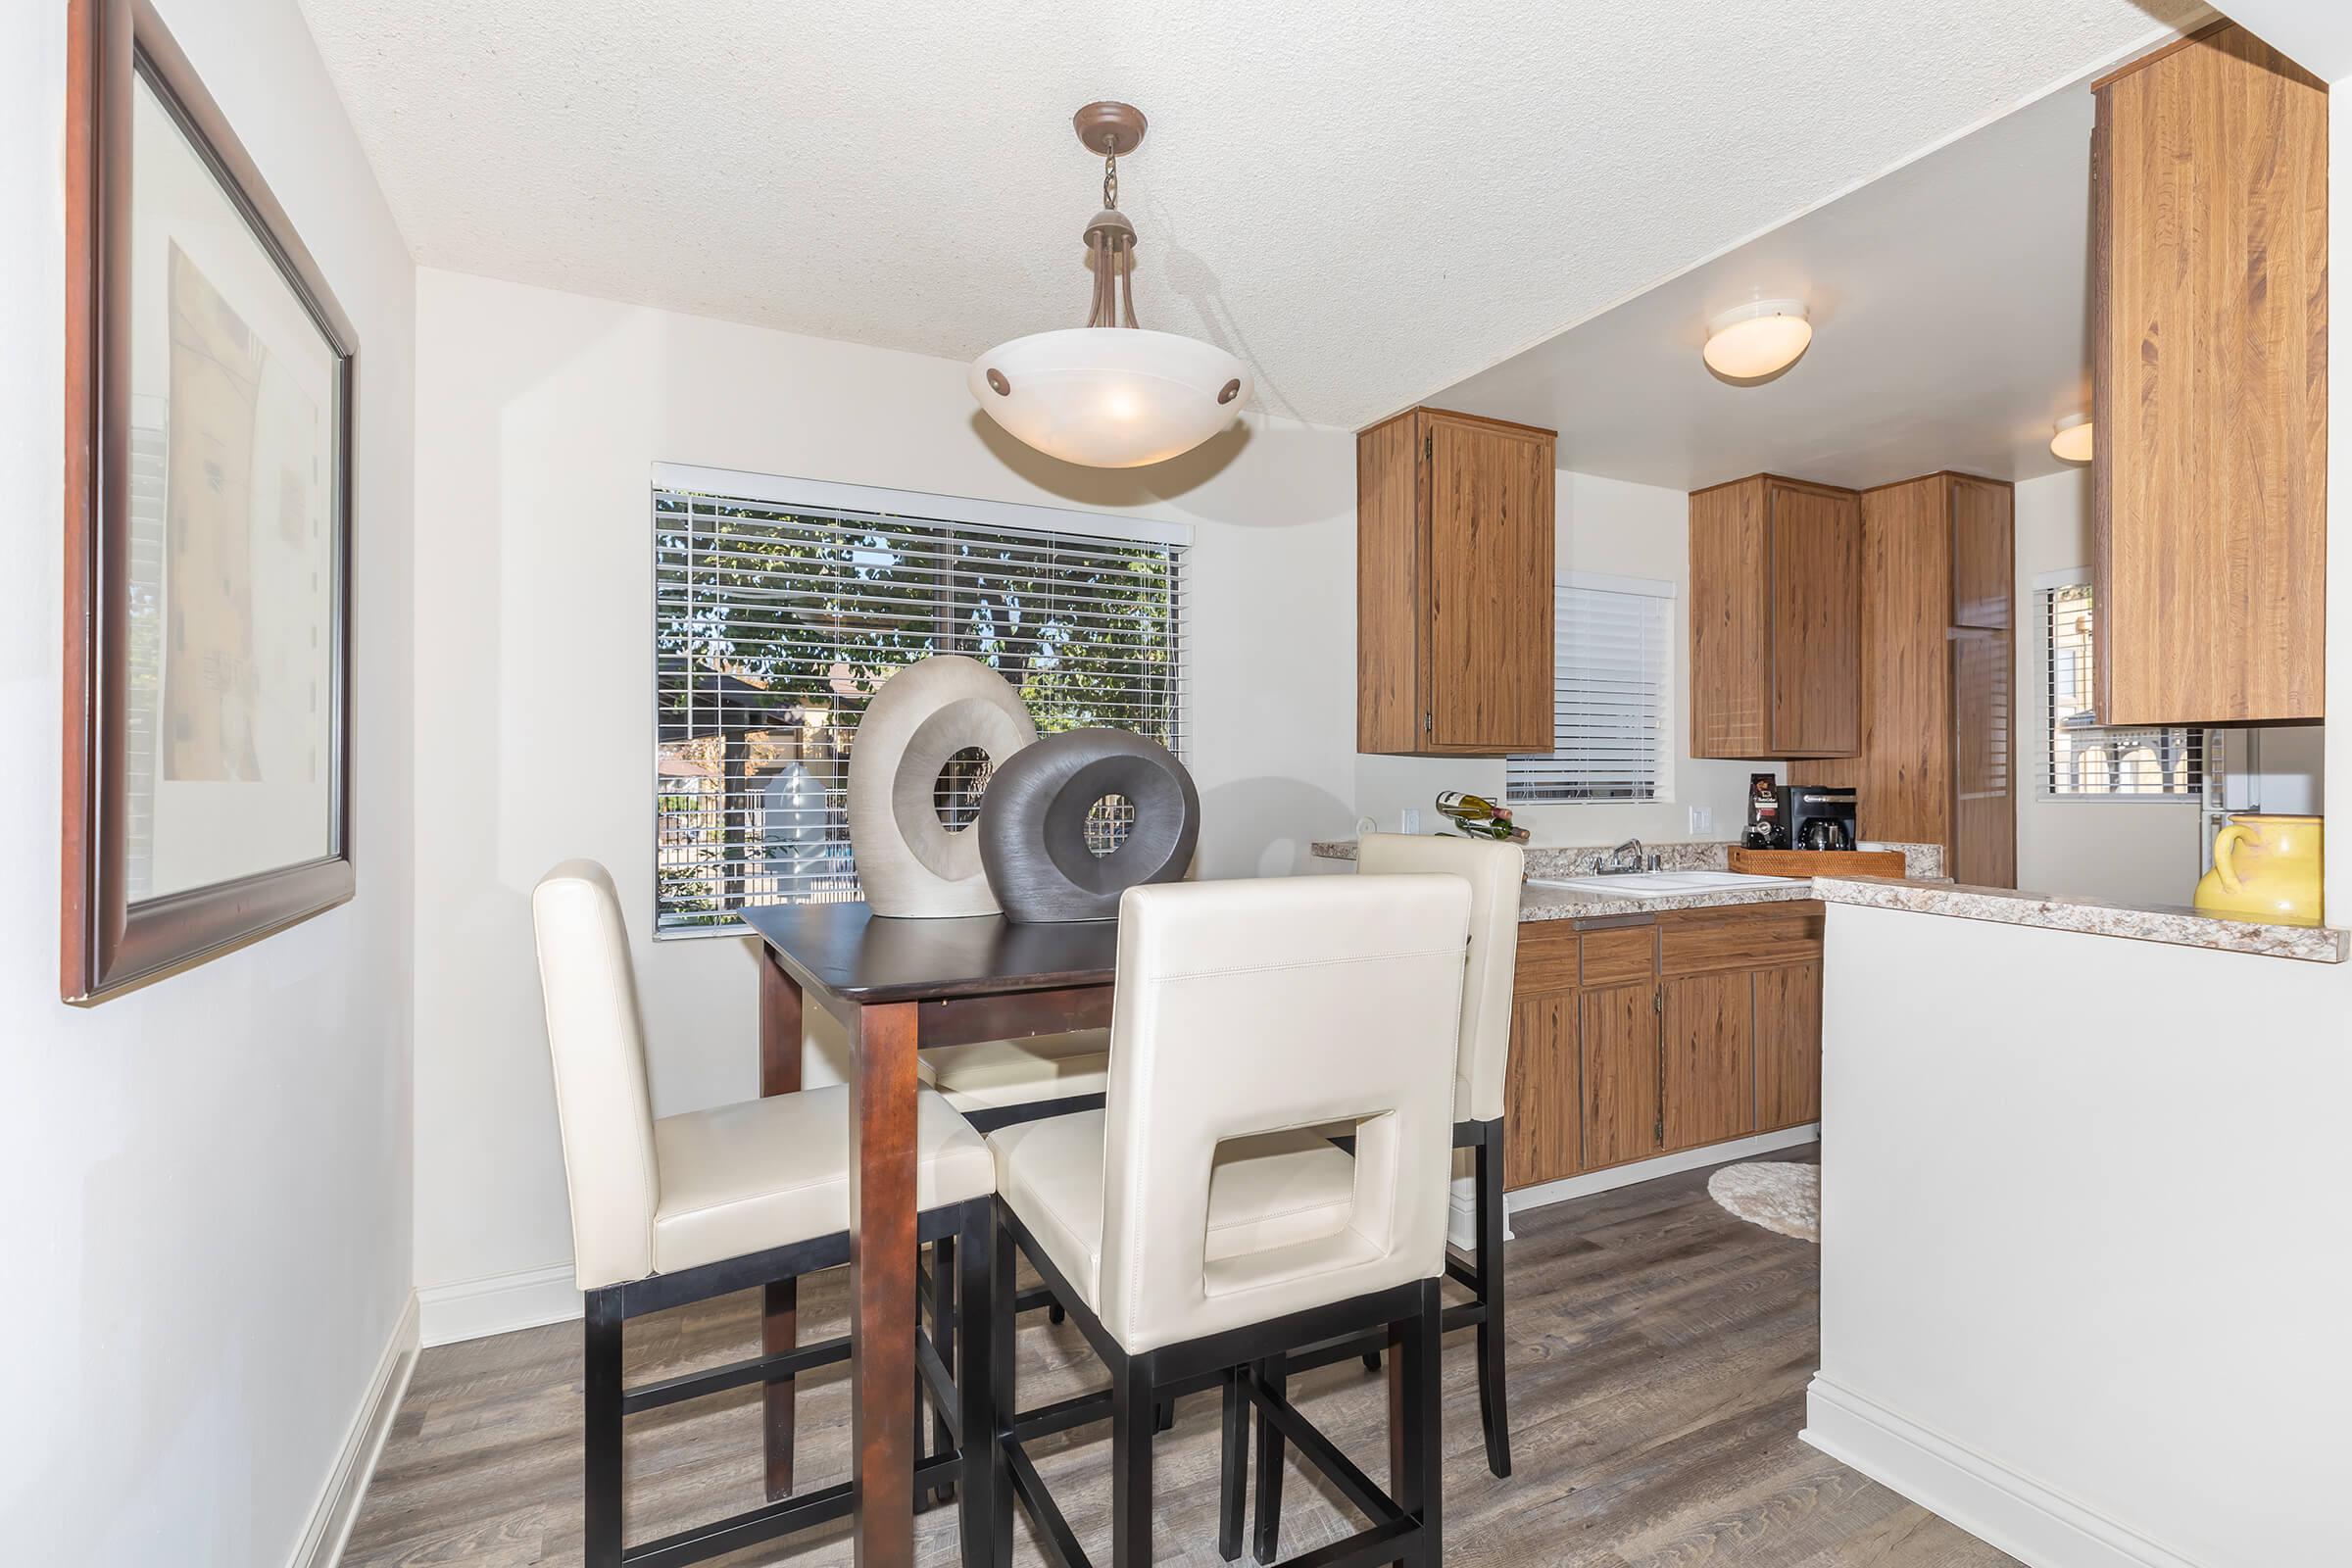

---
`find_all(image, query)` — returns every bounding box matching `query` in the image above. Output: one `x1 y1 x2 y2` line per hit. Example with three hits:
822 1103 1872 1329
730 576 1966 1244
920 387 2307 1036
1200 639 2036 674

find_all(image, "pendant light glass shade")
970 327 1249 468
970 102 1249 468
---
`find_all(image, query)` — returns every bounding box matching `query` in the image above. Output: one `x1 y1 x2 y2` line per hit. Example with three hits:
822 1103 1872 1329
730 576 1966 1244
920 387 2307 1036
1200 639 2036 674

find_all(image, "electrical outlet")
1689 806 1713 835
1401 807 1422 835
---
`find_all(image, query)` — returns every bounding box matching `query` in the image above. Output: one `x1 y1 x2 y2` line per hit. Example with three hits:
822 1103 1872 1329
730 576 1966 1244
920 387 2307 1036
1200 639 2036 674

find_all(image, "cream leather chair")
978 875 1470 1568
1360 833 1524 1476
531 860 1001 1568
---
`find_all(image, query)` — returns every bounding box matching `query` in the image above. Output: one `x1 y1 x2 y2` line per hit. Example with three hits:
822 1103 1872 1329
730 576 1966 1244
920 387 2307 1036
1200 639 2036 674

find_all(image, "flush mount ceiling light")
969 102 1250 468
2050 413 2094 463
1702 298 1812 382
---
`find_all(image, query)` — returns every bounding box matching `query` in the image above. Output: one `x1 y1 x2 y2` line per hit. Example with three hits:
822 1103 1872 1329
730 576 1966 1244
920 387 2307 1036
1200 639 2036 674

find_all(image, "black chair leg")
929 1235 958 1507
1218 1367 1248 1561
1154 1396 1175 1433
1049 1300 1066 1325
1250 1356 1285 1564
1361 1350 1382 1373
583 1289 624 1568
957 1203 1009 1568
1474 1133 1513 1479
1110 1356 1156 1567
1395 1278 1444 1567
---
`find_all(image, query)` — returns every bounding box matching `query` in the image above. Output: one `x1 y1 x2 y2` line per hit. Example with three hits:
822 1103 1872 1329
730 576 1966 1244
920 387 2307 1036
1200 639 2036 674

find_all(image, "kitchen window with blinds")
653 467 1187 936
1506 573 1675 804
2041 577 2201 797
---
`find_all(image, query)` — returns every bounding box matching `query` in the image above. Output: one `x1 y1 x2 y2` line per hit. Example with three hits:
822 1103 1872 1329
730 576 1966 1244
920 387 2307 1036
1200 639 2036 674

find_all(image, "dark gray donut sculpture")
977 728 1200 922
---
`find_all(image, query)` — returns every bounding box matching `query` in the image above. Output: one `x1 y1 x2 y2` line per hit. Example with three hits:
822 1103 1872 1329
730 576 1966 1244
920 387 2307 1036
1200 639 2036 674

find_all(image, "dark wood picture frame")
62 0 358 1003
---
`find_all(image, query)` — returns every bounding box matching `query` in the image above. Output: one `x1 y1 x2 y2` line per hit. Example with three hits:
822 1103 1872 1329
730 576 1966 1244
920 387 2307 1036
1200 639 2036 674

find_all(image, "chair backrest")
1357 833 1524 1124
1097 875 1470 1354
531 859 662 1291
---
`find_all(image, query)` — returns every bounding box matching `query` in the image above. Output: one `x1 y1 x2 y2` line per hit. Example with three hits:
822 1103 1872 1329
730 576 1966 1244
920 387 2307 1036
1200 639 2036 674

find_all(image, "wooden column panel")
1661 972 1753 1152
1503 990 1581 1190
1753 961 1823 1131
2093 23 2327 725
1580 982 1661 1170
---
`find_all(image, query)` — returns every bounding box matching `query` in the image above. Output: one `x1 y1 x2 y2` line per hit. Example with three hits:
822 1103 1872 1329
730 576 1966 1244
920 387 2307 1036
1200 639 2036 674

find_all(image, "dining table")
738 899 1121 1568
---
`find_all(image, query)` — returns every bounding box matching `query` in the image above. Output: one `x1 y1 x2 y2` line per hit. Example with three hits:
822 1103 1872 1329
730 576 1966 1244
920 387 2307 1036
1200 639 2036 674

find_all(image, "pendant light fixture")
970 103 1250 468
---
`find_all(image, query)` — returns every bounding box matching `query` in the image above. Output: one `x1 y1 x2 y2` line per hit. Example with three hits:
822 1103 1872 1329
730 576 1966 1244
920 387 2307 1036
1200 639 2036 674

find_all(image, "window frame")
2034 566 2202 805
650 464 1193 936
1504 569 1677 808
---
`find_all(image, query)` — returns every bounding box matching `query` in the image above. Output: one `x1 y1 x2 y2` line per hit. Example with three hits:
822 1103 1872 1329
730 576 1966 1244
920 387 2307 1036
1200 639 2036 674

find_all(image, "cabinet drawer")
1658 902 1823 976
1514 920 1581 991
1580 925 1658 986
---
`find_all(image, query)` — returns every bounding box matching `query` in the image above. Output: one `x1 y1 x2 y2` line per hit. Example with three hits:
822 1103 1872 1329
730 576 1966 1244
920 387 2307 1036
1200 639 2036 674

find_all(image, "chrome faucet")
1601 838 1645 875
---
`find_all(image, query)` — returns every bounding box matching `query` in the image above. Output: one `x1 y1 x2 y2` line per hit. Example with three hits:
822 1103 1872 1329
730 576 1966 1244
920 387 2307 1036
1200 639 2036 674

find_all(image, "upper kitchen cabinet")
1690 474 1862 759
2092 22 2327 726
1357 408 1557 755
1797 472 2015 886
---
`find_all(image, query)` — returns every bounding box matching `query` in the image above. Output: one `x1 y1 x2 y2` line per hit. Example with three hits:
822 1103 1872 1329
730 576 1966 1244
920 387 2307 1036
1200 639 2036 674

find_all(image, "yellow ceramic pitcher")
2193 813 2324 923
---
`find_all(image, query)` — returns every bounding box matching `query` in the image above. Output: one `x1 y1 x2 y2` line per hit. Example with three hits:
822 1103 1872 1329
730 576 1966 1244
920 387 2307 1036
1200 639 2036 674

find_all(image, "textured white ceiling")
298 0 2200 430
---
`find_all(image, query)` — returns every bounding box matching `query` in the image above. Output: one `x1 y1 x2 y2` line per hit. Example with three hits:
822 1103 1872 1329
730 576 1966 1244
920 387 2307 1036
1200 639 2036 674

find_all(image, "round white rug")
1707 1161 1820 1244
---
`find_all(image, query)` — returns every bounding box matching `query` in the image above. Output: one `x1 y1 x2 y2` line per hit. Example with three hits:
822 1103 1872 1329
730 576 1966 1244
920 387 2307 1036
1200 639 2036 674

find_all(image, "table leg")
848 999 920 1568
760 946 803 1500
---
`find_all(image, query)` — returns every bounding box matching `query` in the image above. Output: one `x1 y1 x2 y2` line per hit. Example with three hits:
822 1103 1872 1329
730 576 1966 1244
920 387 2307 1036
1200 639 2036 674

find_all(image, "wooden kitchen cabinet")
1503 990 1581 1190
2091 24 2327 725
1754 960 1824 1130
1357 407 1557 755
1661 972 1753 1152
1579 982 1660 1171
1690 474 1861 759
1795 471 2014 886
1500 904 1824 1189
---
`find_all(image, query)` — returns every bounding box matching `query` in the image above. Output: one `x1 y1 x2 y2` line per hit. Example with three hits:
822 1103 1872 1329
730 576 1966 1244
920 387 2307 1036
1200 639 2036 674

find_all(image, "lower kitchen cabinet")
1501 902 1826 1191
1661 971 1754 1152
1754 959 1825 1129
1581 982 1662 1170
1503 990 1582 1189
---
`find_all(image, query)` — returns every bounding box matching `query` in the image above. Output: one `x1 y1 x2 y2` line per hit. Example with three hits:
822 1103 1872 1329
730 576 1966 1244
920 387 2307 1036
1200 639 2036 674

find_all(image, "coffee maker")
1773 784 1857 852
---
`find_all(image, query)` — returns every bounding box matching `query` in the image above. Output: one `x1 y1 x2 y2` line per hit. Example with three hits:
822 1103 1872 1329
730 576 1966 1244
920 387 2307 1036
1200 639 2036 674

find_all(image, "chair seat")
922 1029 1110 1112
650 1086 994 1277
986 1110 1363 1321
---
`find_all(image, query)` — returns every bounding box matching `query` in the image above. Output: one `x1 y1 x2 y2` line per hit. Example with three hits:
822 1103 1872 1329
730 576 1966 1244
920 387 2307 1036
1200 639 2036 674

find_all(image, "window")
654 468 1186 935
1507 573 1674 804
2041 578 2202 797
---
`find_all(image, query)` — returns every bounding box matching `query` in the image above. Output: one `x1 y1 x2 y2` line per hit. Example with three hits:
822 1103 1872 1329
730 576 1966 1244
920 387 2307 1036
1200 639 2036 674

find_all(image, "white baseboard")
1802 1375 2201 1568
1503 1122 1820 1218
289 1290 418 1568
419 1262 580 1347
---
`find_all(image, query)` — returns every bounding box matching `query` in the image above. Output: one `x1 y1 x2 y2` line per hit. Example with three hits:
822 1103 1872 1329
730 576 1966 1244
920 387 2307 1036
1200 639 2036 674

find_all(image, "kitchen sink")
1527 870 1805 896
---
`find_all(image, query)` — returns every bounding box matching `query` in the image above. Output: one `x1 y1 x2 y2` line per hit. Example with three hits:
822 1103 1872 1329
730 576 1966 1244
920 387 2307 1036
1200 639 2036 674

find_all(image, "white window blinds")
1507 575 1674 804
2042 581 2202 797
654 482 1186 935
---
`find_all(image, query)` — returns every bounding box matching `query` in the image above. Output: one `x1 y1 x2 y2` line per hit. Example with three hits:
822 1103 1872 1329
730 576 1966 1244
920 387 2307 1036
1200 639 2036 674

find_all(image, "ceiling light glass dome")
971 103 1249 468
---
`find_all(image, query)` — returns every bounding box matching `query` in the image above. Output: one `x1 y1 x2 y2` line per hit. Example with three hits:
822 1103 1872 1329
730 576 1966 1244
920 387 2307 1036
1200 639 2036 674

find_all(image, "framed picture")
62 0 357 1002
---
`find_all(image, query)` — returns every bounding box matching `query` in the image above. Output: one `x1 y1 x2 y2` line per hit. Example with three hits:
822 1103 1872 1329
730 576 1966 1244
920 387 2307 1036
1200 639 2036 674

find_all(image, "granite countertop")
1311 836 2347 960
1811 876 2350 964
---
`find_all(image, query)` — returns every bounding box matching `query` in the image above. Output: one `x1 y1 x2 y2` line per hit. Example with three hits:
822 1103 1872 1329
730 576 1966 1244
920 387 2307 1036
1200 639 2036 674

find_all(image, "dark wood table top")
738 900 1119 1004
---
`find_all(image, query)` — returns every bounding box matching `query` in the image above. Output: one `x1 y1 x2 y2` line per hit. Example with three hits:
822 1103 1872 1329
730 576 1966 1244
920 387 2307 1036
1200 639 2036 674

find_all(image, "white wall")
1354 469 1778 847
0 3 416 1564
410 268 1357 1338
1807 905 2352 1567
2012 468 2206 906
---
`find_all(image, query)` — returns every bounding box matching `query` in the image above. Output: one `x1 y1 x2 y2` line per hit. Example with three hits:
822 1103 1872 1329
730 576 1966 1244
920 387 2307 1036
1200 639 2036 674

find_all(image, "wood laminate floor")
346 1145 2014 1567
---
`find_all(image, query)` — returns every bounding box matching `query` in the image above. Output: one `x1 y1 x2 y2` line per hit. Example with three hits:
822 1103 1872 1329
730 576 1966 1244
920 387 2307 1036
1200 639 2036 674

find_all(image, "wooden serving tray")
1727 847 1907 879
